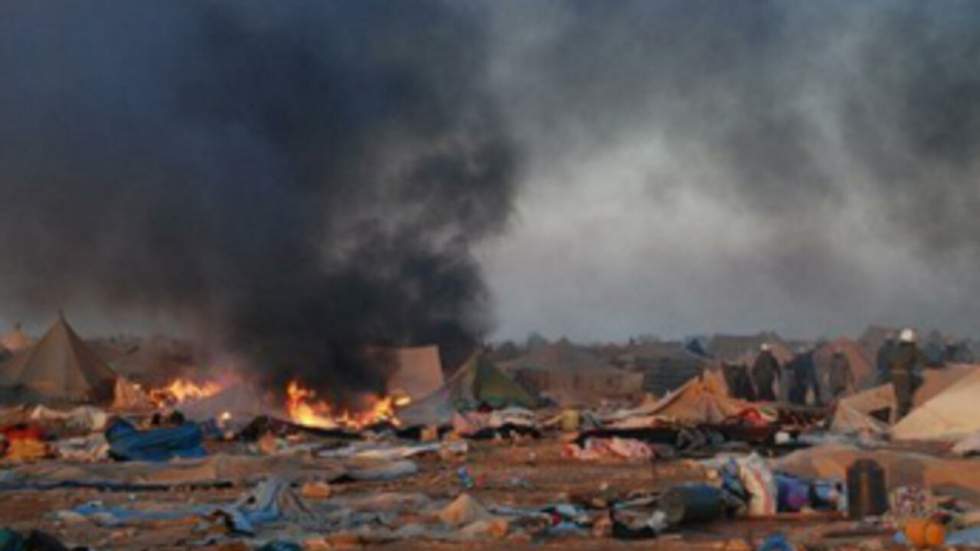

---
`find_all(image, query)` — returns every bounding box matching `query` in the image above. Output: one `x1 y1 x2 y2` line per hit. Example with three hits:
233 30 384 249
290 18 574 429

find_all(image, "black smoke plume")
0 2 516 398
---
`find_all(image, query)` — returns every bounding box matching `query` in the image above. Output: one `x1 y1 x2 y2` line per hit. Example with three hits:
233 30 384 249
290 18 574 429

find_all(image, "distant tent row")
500 341 644 405
610 341 706 396
706 332 792 365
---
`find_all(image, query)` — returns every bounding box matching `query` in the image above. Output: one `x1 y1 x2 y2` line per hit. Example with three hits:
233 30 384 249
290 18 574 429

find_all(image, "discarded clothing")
29 405 109 433
52 434 109 462
452 408 536 437
104 418 205 462
317 440 466 461
775 474 810 512
562 437 656 461
1 425 49 463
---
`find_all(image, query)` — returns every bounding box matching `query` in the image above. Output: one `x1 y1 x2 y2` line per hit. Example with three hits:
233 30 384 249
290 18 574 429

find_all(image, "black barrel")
846 459 888 519
660 483 725 525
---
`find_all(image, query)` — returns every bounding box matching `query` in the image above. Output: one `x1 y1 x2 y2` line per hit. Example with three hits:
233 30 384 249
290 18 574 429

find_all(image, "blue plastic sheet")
105 419 206 462
67 477 299 536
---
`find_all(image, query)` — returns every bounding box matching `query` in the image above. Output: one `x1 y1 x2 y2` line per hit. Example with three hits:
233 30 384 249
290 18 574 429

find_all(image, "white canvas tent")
383 345 444 401
831 364 978 435
892 368 980 441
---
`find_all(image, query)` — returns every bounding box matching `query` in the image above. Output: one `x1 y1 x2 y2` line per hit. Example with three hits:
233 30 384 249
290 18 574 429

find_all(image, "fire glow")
285 380 407 430
149 378 224 406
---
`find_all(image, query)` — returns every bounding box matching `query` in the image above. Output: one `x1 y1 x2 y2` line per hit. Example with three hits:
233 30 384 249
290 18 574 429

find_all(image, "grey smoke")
481 1 980 341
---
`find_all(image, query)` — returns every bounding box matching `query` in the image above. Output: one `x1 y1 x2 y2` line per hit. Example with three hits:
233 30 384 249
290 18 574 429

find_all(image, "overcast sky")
3 2 980 347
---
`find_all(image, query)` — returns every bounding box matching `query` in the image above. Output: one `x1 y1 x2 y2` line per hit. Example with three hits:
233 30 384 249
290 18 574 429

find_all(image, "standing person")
723 362 756 401
875 332 896 385
752 343 781 402
785 347 819 406
826 348 855 400
890 328 925 420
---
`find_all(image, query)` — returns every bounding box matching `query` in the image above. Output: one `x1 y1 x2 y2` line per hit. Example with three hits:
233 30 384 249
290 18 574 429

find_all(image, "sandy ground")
0 437 886 550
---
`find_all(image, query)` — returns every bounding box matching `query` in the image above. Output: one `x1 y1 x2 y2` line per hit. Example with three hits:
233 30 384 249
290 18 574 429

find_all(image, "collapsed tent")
397 353 538 427
831 365 978 434
892 367 980 441
0 315 117 405
382 345 444 401
774 443 980 500
607 373 752 426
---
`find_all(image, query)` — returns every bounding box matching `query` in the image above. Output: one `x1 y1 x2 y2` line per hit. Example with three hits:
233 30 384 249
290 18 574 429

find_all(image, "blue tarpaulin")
66 477 308 535
105 419 206 462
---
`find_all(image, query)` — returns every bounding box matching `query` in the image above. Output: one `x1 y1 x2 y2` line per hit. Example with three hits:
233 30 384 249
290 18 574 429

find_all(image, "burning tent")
0 315 117 405
398 353 538 427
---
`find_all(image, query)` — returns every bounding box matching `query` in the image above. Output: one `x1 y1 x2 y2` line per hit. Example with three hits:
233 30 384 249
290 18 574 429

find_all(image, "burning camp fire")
149 378 224 407
285 380 408 430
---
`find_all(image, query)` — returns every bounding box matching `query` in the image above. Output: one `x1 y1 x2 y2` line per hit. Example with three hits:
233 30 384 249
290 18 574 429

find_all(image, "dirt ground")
0 437 888 550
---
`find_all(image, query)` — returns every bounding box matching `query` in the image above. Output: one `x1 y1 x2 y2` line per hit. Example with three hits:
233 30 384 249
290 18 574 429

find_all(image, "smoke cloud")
3 1 980 369
0 2 516 397
481 1 980 341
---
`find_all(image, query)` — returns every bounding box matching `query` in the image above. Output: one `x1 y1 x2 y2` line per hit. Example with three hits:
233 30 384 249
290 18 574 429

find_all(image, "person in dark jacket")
875 332 896 385
890 328 925 419
751 343 781 402
826 348 854 400
786 347 820 406
723 362 756 401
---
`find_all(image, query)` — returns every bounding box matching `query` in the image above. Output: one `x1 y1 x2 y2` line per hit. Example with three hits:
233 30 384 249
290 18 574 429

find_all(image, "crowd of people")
722 329 928 420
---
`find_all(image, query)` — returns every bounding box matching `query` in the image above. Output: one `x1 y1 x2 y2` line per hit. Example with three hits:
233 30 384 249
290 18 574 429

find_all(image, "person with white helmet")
751 342 782 402
891 328 925 419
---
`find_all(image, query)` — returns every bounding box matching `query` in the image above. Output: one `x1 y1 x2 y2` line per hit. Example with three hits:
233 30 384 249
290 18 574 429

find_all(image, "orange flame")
149 378 224 406
285 380 405 430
